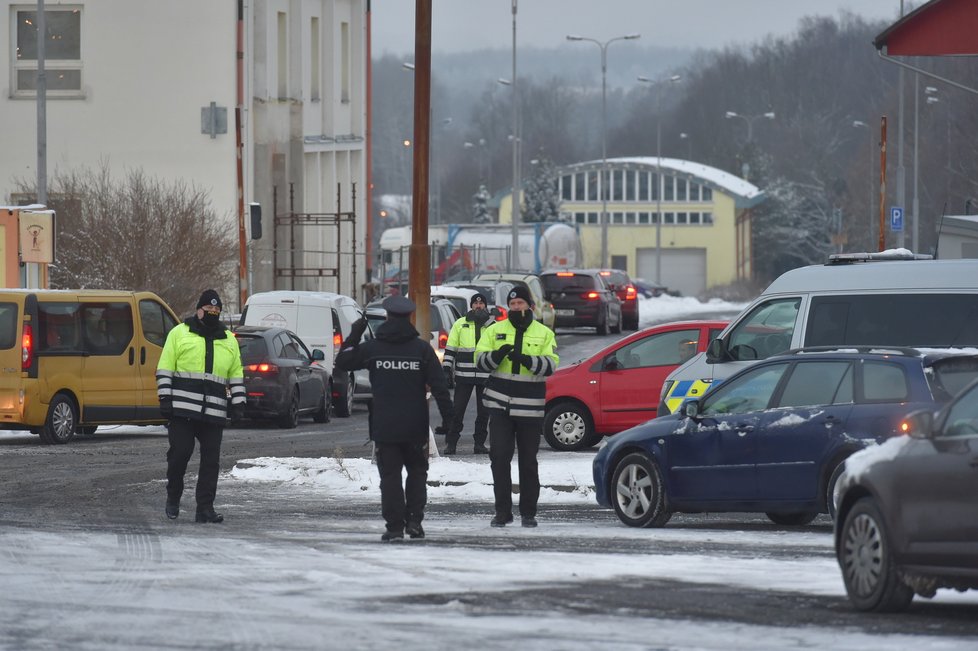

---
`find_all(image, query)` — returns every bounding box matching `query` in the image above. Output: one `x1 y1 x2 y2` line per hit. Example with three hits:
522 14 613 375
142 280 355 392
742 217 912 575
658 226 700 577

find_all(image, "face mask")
470 308 490 321
201 312 221 328
508 308 533 328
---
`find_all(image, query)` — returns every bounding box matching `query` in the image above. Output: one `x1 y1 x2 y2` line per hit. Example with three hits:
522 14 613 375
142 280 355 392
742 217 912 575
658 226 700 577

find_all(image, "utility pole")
408 0 432 338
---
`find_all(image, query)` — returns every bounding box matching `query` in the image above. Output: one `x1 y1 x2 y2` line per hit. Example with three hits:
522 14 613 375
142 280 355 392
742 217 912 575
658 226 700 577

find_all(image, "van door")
0 300 23 423
79 301 140 422
295 304 334 373
136 298 179 419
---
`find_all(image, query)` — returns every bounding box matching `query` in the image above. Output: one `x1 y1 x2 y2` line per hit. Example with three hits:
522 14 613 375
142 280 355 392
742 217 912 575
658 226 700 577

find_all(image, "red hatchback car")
543 320 728 451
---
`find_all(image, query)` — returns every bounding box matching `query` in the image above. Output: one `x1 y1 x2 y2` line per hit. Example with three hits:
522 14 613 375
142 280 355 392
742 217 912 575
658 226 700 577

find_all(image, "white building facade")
0 0 367 308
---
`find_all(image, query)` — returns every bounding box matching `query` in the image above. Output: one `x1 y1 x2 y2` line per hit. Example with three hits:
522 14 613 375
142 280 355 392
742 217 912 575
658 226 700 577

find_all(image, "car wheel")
277 389 300 429
333 372 355 418
765 512 818 526
41 393 78 445
596 310 610 336
610 311 622 334
611 452 672 528
839 497 914 612
543 402 596 451
625 316 640 331
312 383 331 424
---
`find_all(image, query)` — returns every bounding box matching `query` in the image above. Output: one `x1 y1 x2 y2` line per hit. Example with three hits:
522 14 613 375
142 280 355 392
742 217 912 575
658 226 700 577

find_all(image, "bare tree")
15 162 236 314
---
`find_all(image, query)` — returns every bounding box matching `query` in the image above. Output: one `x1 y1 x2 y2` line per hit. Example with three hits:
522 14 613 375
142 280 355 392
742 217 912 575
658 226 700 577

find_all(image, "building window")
703 212 714 224
340 21 350 103
625 171 637 201
587 171 599 201
689 212 701 224
277 12 288 99
612 170 624 201
612 212 625 224
625 212 637 224
651 212 660 224
638 172 650 201
13 6 82 98
638 212 650 224
651 173 659 201
689 182 700 201
587 212 599 224
664 212 675 224
664 176 674 201
574 172 585 201
310 17 320 101
676 178 687 201
676 212 688 224
575 212 586 224
702 186 713 201
562 175 573 201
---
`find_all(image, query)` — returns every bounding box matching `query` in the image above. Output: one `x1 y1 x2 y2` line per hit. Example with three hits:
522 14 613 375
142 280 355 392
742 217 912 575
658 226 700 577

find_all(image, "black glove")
490 344 514 365
509 351 533 370
434 425 448 436
159 397 173 419
346 317 368 346
444 368 455 389
230 403 246 421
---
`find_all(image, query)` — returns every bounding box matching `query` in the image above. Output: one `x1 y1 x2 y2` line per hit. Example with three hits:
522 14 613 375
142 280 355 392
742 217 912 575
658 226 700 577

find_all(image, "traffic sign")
890 206 904 232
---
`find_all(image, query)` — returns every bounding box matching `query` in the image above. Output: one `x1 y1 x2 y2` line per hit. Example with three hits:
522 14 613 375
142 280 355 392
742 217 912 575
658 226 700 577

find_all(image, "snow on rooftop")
566 157 762 200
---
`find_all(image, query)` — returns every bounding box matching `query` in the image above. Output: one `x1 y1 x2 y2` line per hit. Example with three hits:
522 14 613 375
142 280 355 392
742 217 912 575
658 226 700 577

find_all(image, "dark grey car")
834 377 978 612
234 326 331 428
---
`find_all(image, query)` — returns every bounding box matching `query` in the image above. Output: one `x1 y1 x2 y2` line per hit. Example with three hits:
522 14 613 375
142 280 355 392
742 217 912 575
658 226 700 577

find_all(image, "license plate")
556 309 574 316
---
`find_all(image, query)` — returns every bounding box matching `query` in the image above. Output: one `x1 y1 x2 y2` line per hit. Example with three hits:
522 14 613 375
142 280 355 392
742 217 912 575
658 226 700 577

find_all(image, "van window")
726 298 800 361
38 303 81 352
807 294 978 347
139 299 177 348
0 303 18 349
82 303 134 355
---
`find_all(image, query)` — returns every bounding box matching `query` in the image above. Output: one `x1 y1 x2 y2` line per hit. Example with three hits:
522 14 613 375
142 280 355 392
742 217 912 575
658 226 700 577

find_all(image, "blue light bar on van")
827 251 933 264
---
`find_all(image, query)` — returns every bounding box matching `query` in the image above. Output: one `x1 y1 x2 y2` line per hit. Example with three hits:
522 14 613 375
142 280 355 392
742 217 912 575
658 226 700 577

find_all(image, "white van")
659 252 978 414
242 291 369 417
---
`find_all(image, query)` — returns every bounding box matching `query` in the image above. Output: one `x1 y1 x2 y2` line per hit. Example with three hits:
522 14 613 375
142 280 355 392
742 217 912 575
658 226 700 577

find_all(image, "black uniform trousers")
375 440 429 532
166 416 224 510
446 381 488 448
488 410 541 519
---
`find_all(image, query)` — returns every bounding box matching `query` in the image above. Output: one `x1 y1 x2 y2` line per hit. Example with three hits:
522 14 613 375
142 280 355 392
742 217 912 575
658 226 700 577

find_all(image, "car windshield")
236 335 268 363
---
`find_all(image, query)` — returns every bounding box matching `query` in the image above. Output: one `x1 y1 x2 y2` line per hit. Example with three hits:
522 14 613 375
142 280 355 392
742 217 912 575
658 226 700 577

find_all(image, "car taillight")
583 291 600 300
495 307 507 321
556 271 574 277
246 362 279 374
899 420 911 435
333 333 343 347
439 331 448 348
21 323 33 370
625 285 637 299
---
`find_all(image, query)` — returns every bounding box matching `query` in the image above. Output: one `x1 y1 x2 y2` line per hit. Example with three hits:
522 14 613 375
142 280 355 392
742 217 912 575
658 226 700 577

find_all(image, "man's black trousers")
447 382 488 448
166 416 224 510
375 440 429 533
488 410 541 519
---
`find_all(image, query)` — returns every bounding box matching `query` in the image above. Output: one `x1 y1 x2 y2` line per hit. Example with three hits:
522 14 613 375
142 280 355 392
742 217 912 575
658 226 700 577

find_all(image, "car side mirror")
706 338 728 363
901 409 935 439
604 357 622 371
683 400 701 419
312 348 326 361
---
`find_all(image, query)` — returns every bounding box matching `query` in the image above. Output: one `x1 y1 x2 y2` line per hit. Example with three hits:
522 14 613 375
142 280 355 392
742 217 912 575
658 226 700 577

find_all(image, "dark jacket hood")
375 316 420 343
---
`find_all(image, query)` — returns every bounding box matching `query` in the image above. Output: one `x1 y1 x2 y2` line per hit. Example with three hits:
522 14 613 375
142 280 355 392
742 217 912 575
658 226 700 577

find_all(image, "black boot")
165 498 180 520
490 512 514 527
405 521 425 539
195 507 224 523
443 442 457 455
473 445 489 454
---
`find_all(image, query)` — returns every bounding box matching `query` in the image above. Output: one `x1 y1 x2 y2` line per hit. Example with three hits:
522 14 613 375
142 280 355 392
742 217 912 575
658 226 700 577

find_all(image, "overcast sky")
371 0 904 56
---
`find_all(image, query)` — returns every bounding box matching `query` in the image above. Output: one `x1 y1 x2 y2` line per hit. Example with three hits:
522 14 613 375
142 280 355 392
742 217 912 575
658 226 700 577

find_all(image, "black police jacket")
335 316 453 443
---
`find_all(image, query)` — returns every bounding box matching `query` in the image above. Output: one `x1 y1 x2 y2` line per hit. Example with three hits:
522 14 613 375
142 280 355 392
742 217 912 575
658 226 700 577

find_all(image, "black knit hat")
470 293 488 307
506 285 534 307
196 289 222 311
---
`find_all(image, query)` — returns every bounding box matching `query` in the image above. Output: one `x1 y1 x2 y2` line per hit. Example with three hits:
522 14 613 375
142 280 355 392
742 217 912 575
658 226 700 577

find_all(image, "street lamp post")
509 1 520 269
638 74 682 285
913 83 939 253
679 132 691 160
464 138 489 189
852 120 876 248
724 111 775 180
567 32 641 268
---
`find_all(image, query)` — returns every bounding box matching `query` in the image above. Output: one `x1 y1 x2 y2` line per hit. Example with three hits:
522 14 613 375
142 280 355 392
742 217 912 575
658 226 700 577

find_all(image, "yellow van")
0 290 179 444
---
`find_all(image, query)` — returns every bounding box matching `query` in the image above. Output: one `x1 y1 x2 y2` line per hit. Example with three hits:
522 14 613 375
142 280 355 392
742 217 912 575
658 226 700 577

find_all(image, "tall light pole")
638 74 682 285
679 132 691 160
853 120 876 248
567 32 641 268
913 84 939 254
724 111 775 180
464 138 489 188
509 1 520 269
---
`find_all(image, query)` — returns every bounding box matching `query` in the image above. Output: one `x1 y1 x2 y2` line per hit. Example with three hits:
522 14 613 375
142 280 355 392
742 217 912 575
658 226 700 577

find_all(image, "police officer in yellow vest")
441 292 493 455
156 289 246 523
476 285 558 528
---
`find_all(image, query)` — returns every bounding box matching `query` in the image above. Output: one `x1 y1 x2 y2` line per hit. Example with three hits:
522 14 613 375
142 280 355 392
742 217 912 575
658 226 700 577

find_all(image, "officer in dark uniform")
335 296 453 541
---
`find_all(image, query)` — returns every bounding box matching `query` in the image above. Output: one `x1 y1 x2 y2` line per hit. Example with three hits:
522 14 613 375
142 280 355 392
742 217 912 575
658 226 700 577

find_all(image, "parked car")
834 377 978 612
441 280 512 321
540 269 622 335
365 298 461 364
593 347 978 528
592 269 640 330
233 326 331 428
430 285 480 316
471 272 555 329
544 321 727 451
632 277 669 298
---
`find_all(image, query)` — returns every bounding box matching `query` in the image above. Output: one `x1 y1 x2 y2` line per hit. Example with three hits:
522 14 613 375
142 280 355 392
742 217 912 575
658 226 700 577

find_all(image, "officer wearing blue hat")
336 295 452 541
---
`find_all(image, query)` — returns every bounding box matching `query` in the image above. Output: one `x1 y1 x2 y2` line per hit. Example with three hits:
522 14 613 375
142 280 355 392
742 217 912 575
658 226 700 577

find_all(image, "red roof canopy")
874 0 978 56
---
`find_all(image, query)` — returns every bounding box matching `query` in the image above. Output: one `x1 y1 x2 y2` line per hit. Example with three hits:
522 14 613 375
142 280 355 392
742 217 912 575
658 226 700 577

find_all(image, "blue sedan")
593 347 978 527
